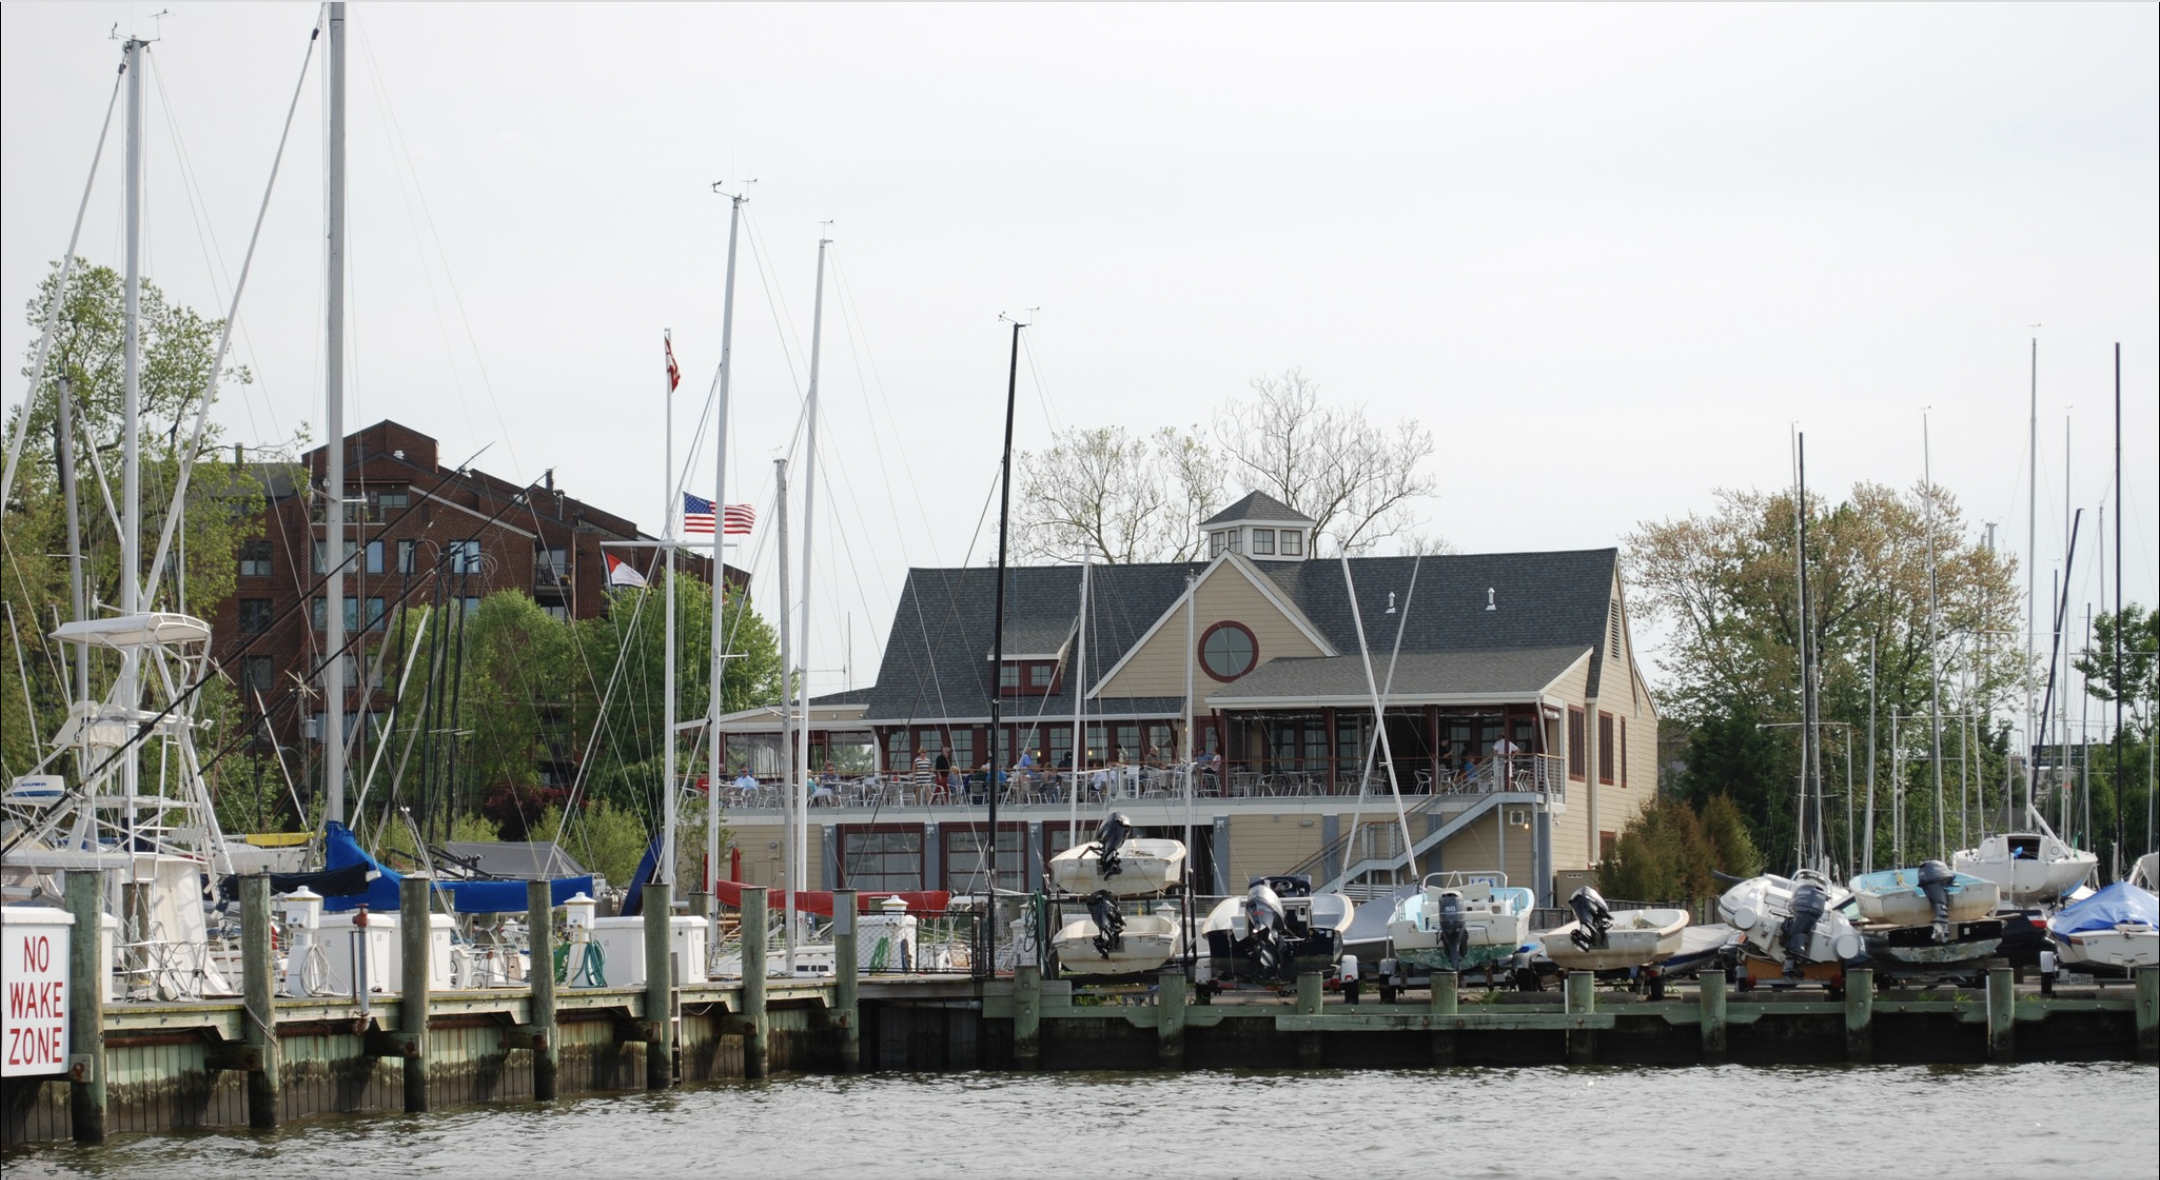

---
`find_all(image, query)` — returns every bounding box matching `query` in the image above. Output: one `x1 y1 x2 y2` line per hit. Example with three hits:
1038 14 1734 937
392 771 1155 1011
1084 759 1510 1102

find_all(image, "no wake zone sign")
2 910 73 1076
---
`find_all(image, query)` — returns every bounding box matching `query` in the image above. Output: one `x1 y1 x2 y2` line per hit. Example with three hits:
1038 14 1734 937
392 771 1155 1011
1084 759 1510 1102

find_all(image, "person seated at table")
1090 763 1112 799
734 770 760 793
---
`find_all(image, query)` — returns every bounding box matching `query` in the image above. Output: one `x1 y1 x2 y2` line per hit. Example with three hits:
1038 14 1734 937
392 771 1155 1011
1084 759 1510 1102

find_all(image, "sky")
3 2 2155 715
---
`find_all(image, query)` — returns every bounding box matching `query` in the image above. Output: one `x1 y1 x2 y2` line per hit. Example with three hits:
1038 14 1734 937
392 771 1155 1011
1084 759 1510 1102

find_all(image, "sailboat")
2048 881 2159 971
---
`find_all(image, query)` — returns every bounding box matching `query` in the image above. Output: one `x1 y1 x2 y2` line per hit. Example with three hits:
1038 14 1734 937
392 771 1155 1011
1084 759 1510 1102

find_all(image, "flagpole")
709 189 744 903
662 331 678 888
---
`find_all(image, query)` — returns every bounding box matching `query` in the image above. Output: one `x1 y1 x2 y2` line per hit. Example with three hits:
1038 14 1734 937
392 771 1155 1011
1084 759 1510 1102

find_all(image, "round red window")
1198 621 1258 682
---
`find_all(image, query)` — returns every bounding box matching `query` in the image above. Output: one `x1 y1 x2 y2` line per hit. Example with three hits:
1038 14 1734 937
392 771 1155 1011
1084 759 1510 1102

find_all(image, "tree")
2075 604 2159 728
1598 794 1762 902
1215 368 1436 555
1014 425 1223 563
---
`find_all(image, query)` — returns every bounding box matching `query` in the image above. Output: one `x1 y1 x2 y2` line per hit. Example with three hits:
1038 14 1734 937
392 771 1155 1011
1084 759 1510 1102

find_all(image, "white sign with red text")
2 908 73 1077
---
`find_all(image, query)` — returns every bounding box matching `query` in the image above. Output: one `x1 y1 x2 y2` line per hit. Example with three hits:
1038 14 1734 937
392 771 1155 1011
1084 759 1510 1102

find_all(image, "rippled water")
8 1064 2155 1180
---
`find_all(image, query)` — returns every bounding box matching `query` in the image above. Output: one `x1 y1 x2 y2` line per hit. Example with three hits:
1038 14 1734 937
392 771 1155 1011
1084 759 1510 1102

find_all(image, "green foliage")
1598 795 1761 902
535 799 651 887
2075 604 2159 724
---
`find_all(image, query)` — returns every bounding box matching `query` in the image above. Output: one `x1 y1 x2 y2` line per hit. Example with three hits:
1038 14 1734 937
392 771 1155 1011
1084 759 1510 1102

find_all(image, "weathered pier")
5 879 2155 1148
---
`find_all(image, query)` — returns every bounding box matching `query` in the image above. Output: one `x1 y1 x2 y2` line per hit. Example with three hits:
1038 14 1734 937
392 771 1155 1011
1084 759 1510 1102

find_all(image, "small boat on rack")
1387 872 1535 972
1047 813 1187 898
2048 881 2159 972
1541 887 1690 973
1718 869 1864 976
1849 861 2000 940
1952 828 2096 907
1201 875 1355 984
1050 893 1184 975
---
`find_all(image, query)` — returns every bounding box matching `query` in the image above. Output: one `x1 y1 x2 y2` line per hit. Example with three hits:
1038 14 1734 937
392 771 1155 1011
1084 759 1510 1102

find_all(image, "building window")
238 598 274 634
1028 663 1054 689
538 546 570 585
377 490 409 512
1598 711 1615 784
942 826 1022 894
1567 707 1586 781
1250 528 1275 556
397 539 420 574
241 656 275 699
311 597 360 633
367 597 387 631
1619 718 1628 788
448 539 482 574
1209 531 1227 558
365 540 385 574
313 539 357 574
1599 830 1617 863
841 828 924 893
1226 529 1242 554
462 596 483 616
543 604 569 621
239 541 273 578
1280 530 1303 557
1198 620 1258 682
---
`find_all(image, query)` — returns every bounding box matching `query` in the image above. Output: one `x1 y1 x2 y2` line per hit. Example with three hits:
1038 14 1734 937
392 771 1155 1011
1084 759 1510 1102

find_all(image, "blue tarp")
2050 882 2158 935
618 834 662 918
321 821 594 914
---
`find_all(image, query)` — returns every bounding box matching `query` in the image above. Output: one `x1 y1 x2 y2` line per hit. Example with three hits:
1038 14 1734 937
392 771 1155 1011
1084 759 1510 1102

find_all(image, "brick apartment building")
209 420 743 775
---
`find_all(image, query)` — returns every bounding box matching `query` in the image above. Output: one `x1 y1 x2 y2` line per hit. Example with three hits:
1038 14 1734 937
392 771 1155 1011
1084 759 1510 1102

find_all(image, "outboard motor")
1568 886 1614 952
1917 859 1956 944
1094 812 1134 880
1087 889 1126 959
1245 880 1288 975
1436 890 1469 971
1780 880 1830 977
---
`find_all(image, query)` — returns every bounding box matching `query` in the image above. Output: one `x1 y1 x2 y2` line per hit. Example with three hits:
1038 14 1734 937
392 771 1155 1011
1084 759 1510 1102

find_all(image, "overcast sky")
4 2 2155 709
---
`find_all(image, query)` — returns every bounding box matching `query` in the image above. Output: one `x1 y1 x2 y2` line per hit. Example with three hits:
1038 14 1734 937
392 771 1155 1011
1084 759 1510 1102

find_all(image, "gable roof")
1200 490 1314 527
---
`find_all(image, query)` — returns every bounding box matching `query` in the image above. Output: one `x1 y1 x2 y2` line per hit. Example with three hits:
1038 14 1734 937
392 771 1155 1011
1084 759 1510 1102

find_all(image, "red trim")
710 879 950 915
1198 619 1260 682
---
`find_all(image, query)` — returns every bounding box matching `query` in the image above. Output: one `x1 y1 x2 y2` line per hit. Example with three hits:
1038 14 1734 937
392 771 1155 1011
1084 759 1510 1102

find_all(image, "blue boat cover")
618 834 663 918
320 821 594 914
2050 882 2158 935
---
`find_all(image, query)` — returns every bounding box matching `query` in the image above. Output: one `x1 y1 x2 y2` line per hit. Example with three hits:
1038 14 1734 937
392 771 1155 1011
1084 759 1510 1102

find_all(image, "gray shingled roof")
1200 490 1314 527
1206 646 1592 706
862 548 1620 723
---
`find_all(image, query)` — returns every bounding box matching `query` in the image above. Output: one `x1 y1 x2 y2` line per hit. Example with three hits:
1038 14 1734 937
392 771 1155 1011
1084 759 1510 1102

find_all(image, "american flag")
722 503 756 536
683 493 716 535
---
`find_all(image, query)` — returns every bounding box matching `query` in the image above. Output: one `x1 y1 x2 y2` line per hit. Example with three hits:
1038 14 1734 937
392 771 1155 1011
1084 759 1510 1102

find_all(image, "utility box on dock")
858 896 918 973
318 911 455 994
590 915 709 986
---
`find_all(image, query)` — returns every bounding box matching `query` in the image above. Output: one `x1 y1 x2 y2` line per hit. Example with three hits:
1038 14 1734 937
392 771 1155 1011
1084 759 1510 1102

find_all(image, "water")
7 1065 2155 1180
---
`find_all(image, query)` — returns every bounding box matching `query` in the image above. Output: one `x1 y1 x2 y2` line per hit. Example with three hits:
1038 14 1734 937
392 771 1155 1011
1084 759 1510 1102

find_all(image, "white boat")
1048 813 1186 898
1952 829 2096 906
1848 861 2000 934
1051 896 1184 975
2048 882 2159 971
1717 869 1864 974
1542 888 1689 972
1200 875 1355 983
1387 872 1535 971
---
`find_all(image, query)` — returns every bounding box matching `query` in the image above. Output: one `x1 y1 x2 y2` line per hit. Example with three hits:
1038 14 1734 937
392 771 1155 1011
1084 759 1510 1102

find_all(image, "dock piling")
1156 967 1187 1070
239 875 281 1128
2133 966 2157 1063
1295 971 1324 1067
1015 964 1043 1070
1843 967 1873 1063
1700 969 1727 1064
1428 971 1458 1067
833 890 860 1073
740 887 769 1079
64 870 106 1143
643 880 675 1089
526 881 559 1100
1985 965 2015 1062
1564 971 1596 1065
399 874 432 1113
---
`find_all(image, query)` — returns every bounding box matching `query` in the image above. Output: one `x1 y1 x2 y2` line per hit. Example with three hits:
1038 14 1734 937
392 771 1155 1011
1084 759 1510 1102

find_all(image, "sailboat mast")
324 3 349 825
2023 336 2038 823
1069 560 1089 845
2113 343 2124 877
987 322 1022 924
774 458 794 965
1926 415 1945 861
707 190 744 899
661 332 679 886
121 36 144 615
56 380 88 704
796 238 829 908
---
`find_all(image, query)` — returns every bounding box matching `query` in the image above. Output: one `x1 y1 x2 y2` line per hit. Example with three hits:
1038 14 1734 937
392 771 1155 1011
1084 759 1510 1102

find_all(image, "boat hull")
1388 883 1535 971
1849 868 1999 926
1543 908 1689 972
1201 892 1354 983
1952 835 2095 905
2053 927 2160 971
1048 839 1186 898
1052 913 1183 975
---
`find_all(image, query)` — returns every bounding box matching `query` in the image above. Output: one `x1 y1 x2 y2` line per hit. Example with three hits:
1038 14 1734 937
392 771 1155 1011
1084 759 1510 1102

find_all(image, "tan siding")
1226 813 1324 886
1098 564 1326 699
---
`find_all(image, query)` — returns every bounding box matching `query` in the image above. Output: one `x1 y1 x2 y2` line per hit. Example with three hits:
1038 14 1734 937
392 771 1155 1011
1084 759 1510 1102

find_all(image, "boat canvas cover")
218 862 373 901
321 821 594 913
2051 883 2158 935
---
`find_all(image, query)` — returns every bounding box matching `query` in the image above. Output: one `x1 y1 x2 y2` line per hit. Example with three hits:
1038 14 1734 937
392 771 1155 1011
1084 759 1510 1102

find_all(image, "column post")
1843 967 1874 1063
740 886 769 1078
526 880 559 1100
398 873 431 1113
833 890 860 1072
1699 968 1727 1064
65 870 106 1143
240 875 282 1128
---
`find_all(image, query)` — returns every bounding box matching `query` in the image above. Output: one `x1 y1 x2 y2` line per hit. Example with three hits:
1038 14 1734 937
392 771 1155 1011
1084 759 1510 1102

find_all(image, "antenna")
1486 588 1497 612
711 178 758 199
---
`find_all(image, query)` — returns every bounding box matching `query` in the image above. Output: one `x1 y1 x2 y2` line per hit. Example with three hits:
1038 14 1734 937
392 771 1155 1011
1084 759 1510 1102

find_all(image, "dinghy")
2048 882 2159 971
1849 861 2000 940
1387 872 1535 972
1051 893 1184 976
1201 875 1355 984
1542 887 1690 972
1048 813 1187 898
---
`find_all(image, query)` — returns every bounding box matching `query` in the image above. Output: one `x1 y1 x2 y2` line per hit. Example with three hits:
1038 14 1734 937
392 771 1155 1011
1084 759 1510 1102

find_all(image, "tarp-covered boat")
2049 882 2159 971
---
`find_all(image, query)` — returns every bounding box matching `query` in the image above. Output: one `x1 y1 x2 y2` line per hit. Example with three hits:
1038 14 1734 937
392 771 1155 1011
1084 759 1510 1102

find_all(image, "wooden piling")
1295 971 1324 1068
1014 964 1043 1070
1428 971 1458 1067
1700 969 1727 1064
643 880 674 1089
1986 965 2015 1062
64 869 106 1143
833 890 860 1073
526 880 559 1100
1843 967 1874 1062
399 874 432 1113
1156 967 1187 1070
2133 966 2157 1063
239 876 281 1128
740 886 769 1079
1565 970 1596 1065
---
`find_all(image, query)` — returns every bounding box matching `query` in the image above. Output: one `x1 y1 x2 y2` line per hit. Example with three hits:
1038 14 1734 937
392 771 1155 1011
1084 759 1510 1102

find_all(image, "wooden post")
239 875 281 1129
1156 967 1187 1070
1843 967 1874 1063
1700 969 1727 1064
740 886 769 1079
64 870 106 1143
1295 970 1324 1068
1429 970 1458 1067
1565 970 1596 1065
1014 963 1043 1070
2135 967 2159 1063
1986 965 2015 1062
399 873 431 1113
526 880 559 1100
643 879 674 1090
833 890 860 1073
